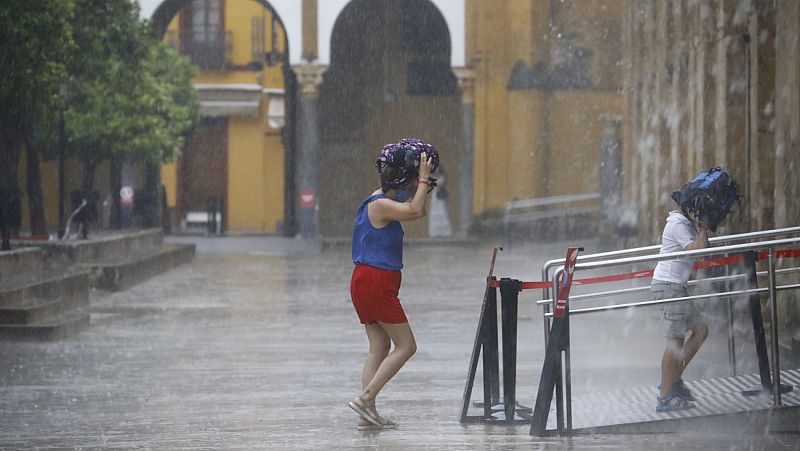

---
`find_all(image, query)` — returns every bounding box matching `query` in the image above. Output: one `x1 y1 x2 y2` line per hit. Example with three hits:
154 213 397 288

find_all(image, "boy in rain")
652 168 741 411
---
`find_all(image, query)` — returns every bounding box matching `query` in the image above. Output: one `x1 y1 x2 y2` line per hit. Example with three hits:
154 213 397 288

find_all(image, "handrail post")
553 275 564 433
564 302 572 434
767 248 782 406
725 258 737 376
542 267 551 346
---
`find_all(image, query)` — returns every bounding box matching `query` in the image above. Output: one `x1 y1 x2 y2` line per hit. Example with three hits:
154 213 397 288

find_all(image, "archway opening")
318 0 461 237
151 0 297 235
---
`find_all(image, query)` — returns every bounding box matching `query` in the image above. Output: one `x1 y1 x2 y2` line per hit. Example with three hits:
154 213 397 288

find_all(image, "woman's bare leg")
362 323 391 395
359 322 417 404
357 323 391 426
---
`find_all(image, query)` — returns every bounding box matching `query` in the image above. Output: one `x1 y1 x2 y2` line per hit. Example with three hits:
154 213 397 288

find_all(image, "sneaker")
656 391 695 412
674 378 695 401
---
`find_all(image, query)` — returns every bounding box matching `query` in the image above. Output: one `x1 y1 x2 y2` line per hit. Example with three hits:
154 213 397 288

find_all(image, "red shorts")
350 264 407 324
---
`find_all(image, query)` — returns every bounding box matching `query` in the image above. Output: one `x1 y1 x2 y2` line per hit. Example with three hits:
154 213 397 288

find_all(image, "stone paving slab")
0 237 798 449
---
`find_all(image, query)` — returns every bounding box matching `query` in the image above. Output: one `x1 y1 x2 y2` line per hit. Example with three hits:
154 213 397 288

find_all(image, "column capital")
453 66 476 104
293 64 327 98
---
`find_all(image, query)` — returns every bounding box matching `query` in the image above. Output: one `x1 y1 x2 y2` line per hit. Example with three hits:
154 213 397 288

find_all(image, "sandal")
357 421 386 431
366 403 398 429
348 396 382 426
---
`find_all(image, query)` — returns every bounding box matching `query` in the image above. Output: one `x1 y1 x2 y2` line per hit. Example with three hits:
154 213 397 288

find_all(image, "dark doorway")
179 118 228 227
319 0 462 238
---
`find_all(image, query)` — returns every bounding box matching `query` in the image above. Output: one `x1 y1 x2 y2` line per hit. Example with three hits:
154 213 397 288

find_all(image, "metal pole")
57 111 66 239
564 309 572 434
767 248 782 406
542 267 551 346
726 300 736 376
726 260 737 376
552 275 564 432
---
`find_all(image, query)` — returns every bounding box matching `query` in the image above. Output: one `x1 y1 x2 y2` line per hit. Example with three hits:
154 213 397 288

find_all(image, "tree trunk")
25 142 48 236
110 158 121 229
0 118 22 249
0 119 21 194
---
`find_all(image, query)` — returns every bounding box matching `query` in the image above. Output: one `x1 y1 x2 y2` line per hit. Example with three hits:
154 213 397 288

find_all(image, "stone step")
0 293 89 325
0 308 89 341
0 271 89 307
14 228 165 264
0 248 48 278
85 243 195 291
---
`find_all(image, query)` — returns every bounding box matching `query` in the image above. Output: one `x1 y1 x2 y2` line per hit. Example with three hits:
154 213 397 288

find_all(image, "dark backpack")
671 167 742 232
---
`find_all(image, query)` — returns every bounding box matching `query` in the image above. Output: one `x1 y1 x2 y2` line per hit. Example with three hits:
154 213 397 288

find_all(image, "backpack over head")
671 167 742 232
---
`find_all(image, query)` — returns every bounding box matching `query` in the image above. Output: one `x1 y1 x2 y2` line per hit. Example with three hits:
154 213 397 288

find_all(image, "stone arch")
149 0 299 235
318 0 462 237
151 0 290 58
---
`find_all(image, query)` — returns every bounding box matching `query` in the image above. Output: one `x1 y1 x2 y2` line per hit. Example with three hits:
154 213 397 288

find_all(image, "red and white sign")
300 189 316 209
120 186 134 207
553 247 581 318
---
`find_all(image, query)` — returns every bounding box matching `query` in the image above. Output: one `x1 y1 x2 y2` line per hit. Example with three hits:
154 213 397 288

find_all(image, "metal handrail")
546 235 800 430
538 226 800 345
564 237 798 271
545 283 800 316
535 267 800 305
542 226 800 286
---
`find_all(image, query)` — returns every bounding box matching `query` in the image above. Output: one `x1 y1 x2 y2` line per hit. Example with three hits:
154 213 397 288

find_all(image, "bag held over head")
671 167 742 232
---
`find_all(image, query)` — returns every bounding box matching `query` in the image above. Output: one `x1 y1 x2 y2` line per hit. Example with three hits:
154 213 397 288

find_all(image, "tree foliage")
65 0 199 186
0 0 199 234
0 0 75 189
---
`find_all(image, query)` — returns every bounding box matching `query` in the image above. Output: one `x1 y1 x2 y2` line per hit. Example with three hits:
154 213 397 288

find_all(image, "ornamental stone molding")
453 67 476 104
293 64 327 98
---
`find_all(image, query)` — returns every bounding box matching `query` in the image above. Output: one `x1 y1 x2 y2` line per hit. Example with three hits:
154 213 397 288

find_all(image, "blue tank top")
352 194 404 270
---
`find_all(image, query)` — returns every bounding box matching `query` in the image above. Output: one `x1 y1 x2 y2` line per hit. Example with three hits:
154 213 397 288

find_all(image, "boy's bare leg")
659 338 684 398
679 324 709 373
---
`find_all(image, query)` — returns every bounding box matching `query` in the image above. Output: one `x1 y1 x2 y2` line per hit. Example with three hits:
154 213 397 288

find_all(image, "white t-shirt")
652 211 698 285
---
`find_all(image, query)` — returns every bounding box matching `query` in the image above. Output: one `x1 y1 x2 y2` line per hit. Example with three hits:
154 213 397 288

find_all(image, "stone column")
293 64 325 239
454 67 476 236
301 0 318 62
599 115 623 245
774 0 800 230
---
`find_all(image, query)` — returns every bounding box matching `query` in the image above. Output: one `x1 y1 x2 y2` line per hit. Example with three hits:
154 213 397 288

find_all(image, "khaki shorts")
651 282 706 339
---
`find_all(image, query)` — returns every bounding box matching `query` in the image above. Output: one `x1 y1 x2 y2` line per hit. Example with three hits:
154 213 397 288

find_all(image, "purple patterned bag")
375 138 440 189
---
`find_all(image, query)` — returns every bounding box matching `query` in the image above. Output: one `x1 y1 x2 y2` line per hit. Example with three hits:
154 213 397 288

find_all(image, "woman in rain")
347 138 438 429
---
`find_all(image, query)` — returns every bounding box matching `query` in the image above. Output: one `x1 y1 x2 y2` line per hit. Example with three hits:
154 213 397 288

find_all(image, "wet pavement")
1 235 798 449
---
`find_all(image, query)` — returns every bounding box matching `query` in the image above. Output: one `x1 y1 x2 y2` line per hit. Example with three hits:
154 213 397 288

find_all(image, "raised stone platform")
88 242 195 291
0 249 90 340
13 228 195 291
1 228 195 339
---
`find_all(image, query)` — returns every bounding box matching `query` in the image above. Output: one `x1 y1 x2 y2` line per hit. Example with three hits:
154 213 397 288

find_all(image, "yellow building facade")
466 0 626 215
161 0 287 234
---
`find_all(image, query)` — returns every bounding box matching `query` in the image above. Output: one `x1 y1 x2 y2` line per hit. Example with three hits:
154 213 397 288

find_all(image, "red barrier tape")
487 248 800 290
488 279 550 289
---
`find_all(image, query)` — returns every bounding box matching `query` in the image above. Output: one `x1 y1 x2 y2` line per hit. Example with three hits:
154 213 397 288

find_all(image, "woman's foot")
356 413 398 430
348 396 381 425
350 398 399 429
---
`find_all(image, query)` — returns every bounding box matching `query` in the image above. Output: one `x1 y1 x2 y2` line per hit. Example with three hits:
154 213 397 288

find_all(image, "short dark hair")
380 165 417 192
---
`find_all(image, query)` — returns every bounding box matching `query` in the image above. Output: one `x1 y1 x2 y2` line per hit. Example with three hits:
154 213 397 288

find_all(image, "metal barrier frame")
539 226 800 345
541 236 800 435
